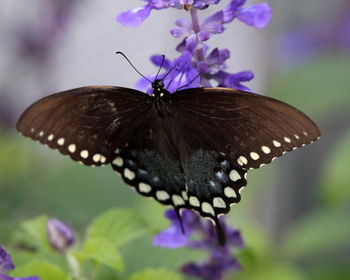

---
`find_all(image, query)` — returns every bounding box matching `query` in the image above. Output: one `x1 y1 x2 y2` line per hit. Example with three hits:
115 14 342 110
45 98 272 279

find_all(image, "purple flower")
171 11 225 51
213 70 254 91
154 210 244 280
0 246 14 273
47 218 75 253
153 209 200 248
0 246 40 280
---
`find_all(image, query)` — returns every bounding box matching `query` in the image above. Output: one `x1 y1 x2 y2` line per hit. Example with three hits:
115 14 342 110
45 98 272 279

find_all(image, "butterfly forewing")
16 86 151 166
169 88 320 170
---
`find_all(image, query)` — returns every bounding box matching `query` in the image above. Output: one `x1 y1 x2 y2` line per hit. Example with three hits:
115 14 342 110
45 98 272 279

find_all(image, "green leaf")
128 268 182 280
9 260 69 280
320 129 350 207
81 237 124 271
282 208 350 259
12 216 50 250
86 208 147 247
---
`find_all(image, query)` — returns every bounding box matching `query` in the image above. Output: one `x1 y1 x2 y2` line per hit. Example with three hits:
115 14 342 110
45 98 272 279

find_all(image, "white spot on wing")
39 131 44 137
93 154 101 163
156 190 170 201
294 134 300 139
181 191 188 201
284 137 291 143
229 170 241 182
172 195 185 206
138 182 151 193
100 156 106 163
189 196 200 207
80 150 89 159
273 140 281 147
48 134 54 141
224 187 236 198
57 138 65 146
213 197 226 208
68 144 76 153
250 152 260 160
261 146 271 154
237 156 248 166
201 202 215 216
113 157 123 167
124 168 135 180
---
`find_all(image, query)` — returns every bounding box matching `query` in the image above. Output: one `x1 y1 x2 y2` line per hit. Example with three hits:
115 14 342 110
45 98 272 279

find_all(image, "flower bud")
47 218 75 253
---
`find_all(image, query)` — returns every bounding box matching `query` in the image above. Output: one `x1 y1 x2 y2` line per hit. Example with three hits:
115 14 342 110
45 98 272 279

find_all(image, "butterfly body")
17 82 320 244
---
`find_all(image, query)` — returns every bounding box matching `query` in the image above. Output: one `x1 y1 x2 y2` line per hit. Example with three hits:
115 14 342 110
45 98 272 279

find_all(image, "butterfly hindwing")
16 86 151 166
111 148 188 208
183 150 247 217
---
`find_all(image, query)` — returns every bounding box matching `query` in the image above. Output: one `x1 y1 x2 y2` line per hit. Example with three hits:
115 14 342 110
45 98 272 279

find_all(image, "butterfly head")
151 79 170 99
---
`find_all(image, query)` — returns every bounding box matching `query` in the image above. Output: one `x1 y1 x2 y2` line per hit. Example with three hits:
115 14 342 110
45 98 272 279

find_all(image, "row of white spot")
114 154 245 217
236 133 308 167
32 128 107 164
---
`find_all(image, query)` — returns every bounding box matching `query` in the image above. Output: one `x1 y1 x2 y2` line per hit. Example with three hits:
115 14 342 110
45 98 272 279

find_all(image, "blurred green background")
1 0 349 279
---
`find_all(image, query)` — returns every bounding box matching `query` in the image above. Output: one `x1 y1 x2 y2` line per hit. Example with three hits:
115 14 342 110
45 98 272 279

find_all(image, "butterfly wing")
169 87 320 169
154 87 320 224
16 86 152 166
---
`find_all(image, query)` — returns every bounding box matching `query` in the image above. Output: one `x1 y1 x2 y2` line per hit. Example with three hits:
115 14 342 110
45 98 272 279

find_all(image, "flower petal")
174 17 192 29
237 3 272 28
224 70 254 91
201 11 225 34
170 27 190 38
150 55 172 69
222 0 247 23
116 5 152 27
180 0 194 5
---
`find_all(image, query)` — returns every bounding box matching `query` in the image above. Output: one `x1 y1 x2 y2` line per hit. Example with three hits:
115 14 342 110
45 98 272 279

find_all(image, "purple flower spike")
0 246 14 273
47 218 75 253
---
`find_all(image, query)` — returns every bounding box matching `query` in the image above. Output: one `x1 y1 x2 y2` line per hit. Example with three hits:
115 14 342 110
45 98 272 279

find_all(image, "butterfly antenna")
176 73 201 91
166 67 179 89
116 51 151 83
155 55 165 81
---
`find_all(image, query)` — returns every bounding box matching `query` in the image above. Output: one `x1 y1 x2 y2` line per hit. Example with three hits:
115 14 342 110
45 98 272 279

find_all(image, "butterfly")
16 75 320 244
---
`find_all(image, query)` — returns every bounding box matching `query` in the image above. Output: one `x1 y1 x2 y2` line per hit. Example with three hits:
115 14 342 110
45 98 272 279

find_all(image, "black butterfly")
16 79 320 244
